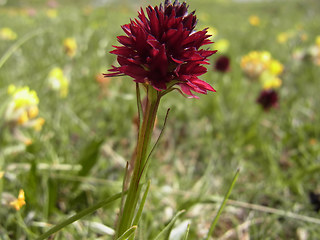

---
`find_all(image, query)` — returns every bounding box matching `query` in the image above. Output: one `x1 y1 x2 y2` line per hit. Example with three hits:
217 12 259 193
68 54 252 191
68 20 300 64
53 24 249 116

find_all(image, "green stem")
115 85 160 238
36 191 124 240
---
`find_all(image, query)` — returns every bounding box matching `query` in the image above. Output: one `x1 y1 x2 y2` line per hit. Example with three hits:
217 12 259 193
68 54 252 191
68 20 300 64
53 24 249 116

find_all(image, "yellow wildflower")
7 84 16 94
262 76 282 90
8 85 39 109
24 139 33 145
207 27 218 40
48 67 69 98
316 36 320 47
5 85 44 137
0 27 17 40
215 39 230 53
260 51 272 64
277 32 289 44
63 37 77 58
249 15 260 26
28 106 39 119
46 9 57 19
0 171 4 179
10 189 26 211
33 117 45 131
17 111 29 125
268 59 284 76
241 51 271 79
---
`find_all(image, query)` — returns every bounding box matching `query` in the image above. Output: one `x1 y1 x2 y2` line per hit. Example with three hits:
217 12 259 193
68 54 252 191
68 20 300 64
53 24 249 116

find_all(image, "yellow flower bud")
269 60 284 76
48 67 69 97
215 39 230 53
0 27 17 40
33 117 45 131
277 32 289 44
46 9 57 19
28 106 39 119
263 77 282 90
17 111 29 125
249 15 260 26
63 38 77 58
10 189 26 211
316 36 320 47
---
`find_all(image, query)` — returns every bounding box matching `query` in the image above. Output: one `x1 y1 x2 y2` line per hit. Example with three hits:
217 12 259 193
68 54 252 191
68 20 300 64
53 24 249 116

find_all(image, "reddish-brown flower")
256 89 278 110
215 55 230 72
104 0 216 98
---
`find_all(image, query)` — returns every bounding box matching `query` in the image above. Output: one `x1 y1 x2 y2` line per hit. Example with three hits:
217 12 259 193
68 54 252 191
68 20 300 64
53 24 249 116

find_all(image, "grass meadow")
0 0 320 239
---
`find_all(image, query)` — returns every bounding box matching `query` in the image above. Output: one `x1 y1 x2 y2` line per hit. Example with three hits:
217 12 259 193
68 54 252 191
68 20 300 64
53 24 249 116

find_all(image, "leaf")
153 210 185 240
35 190 125 240
78 138 104 177
182 224 190 240
132 180 151 226
169 220 190 240
205 169 240 240
115 162 130 236
116 225 137 240
72 138 104 191
46 177 57 218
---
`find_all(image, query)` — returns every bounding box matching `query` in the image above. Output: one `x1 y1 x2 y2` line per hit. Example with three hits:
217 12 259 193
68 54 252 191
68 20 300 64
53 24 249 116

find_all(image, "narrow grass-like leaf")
115 162 130 237
293 164 320 180
72 138 104 191
289 164 320 194
139 108 170 181
132 180 151 226
15 212 37 239
46 177 57 219
182 224 190 240
77 138 104 177
36 191 124 240
0 29 45 69
153 210 185 240
205 169 240 240
120 162 130 213
146 108 170 162
116 225 137 240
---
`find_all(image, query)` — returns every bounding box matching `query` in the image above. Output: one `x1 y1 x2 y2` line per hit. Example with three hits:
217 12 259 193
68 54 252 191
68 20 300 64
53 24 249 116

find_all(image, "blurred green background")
0 0 320 239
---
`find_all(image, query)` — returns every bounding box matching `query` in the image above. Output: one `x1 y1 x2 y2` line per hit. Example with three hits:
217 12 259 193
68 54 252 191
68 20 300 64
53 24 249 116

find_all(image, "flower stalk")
115 85 161 238
106 1 217 237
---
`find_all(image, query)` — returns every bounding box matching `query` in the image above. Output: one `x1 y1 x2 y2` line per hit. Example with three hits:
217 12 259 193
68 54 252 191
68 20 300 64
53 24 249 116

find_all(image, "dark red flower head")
256 89 278 110
104 0 217 98
215 55 230 72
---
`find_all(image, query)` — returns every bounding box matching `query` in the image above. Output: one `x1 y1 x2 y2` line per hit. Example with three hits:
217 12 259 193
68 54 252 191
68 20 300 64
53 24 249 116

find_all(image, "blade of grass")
205 169 239 240
153 210 185 240
115 162 130 238
132 180 151 226
120 162 130 214
72 138 104 192
116 225 137 240
138 108 170 182
182 224 190 240
36 190 125 240
0 29 45 69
